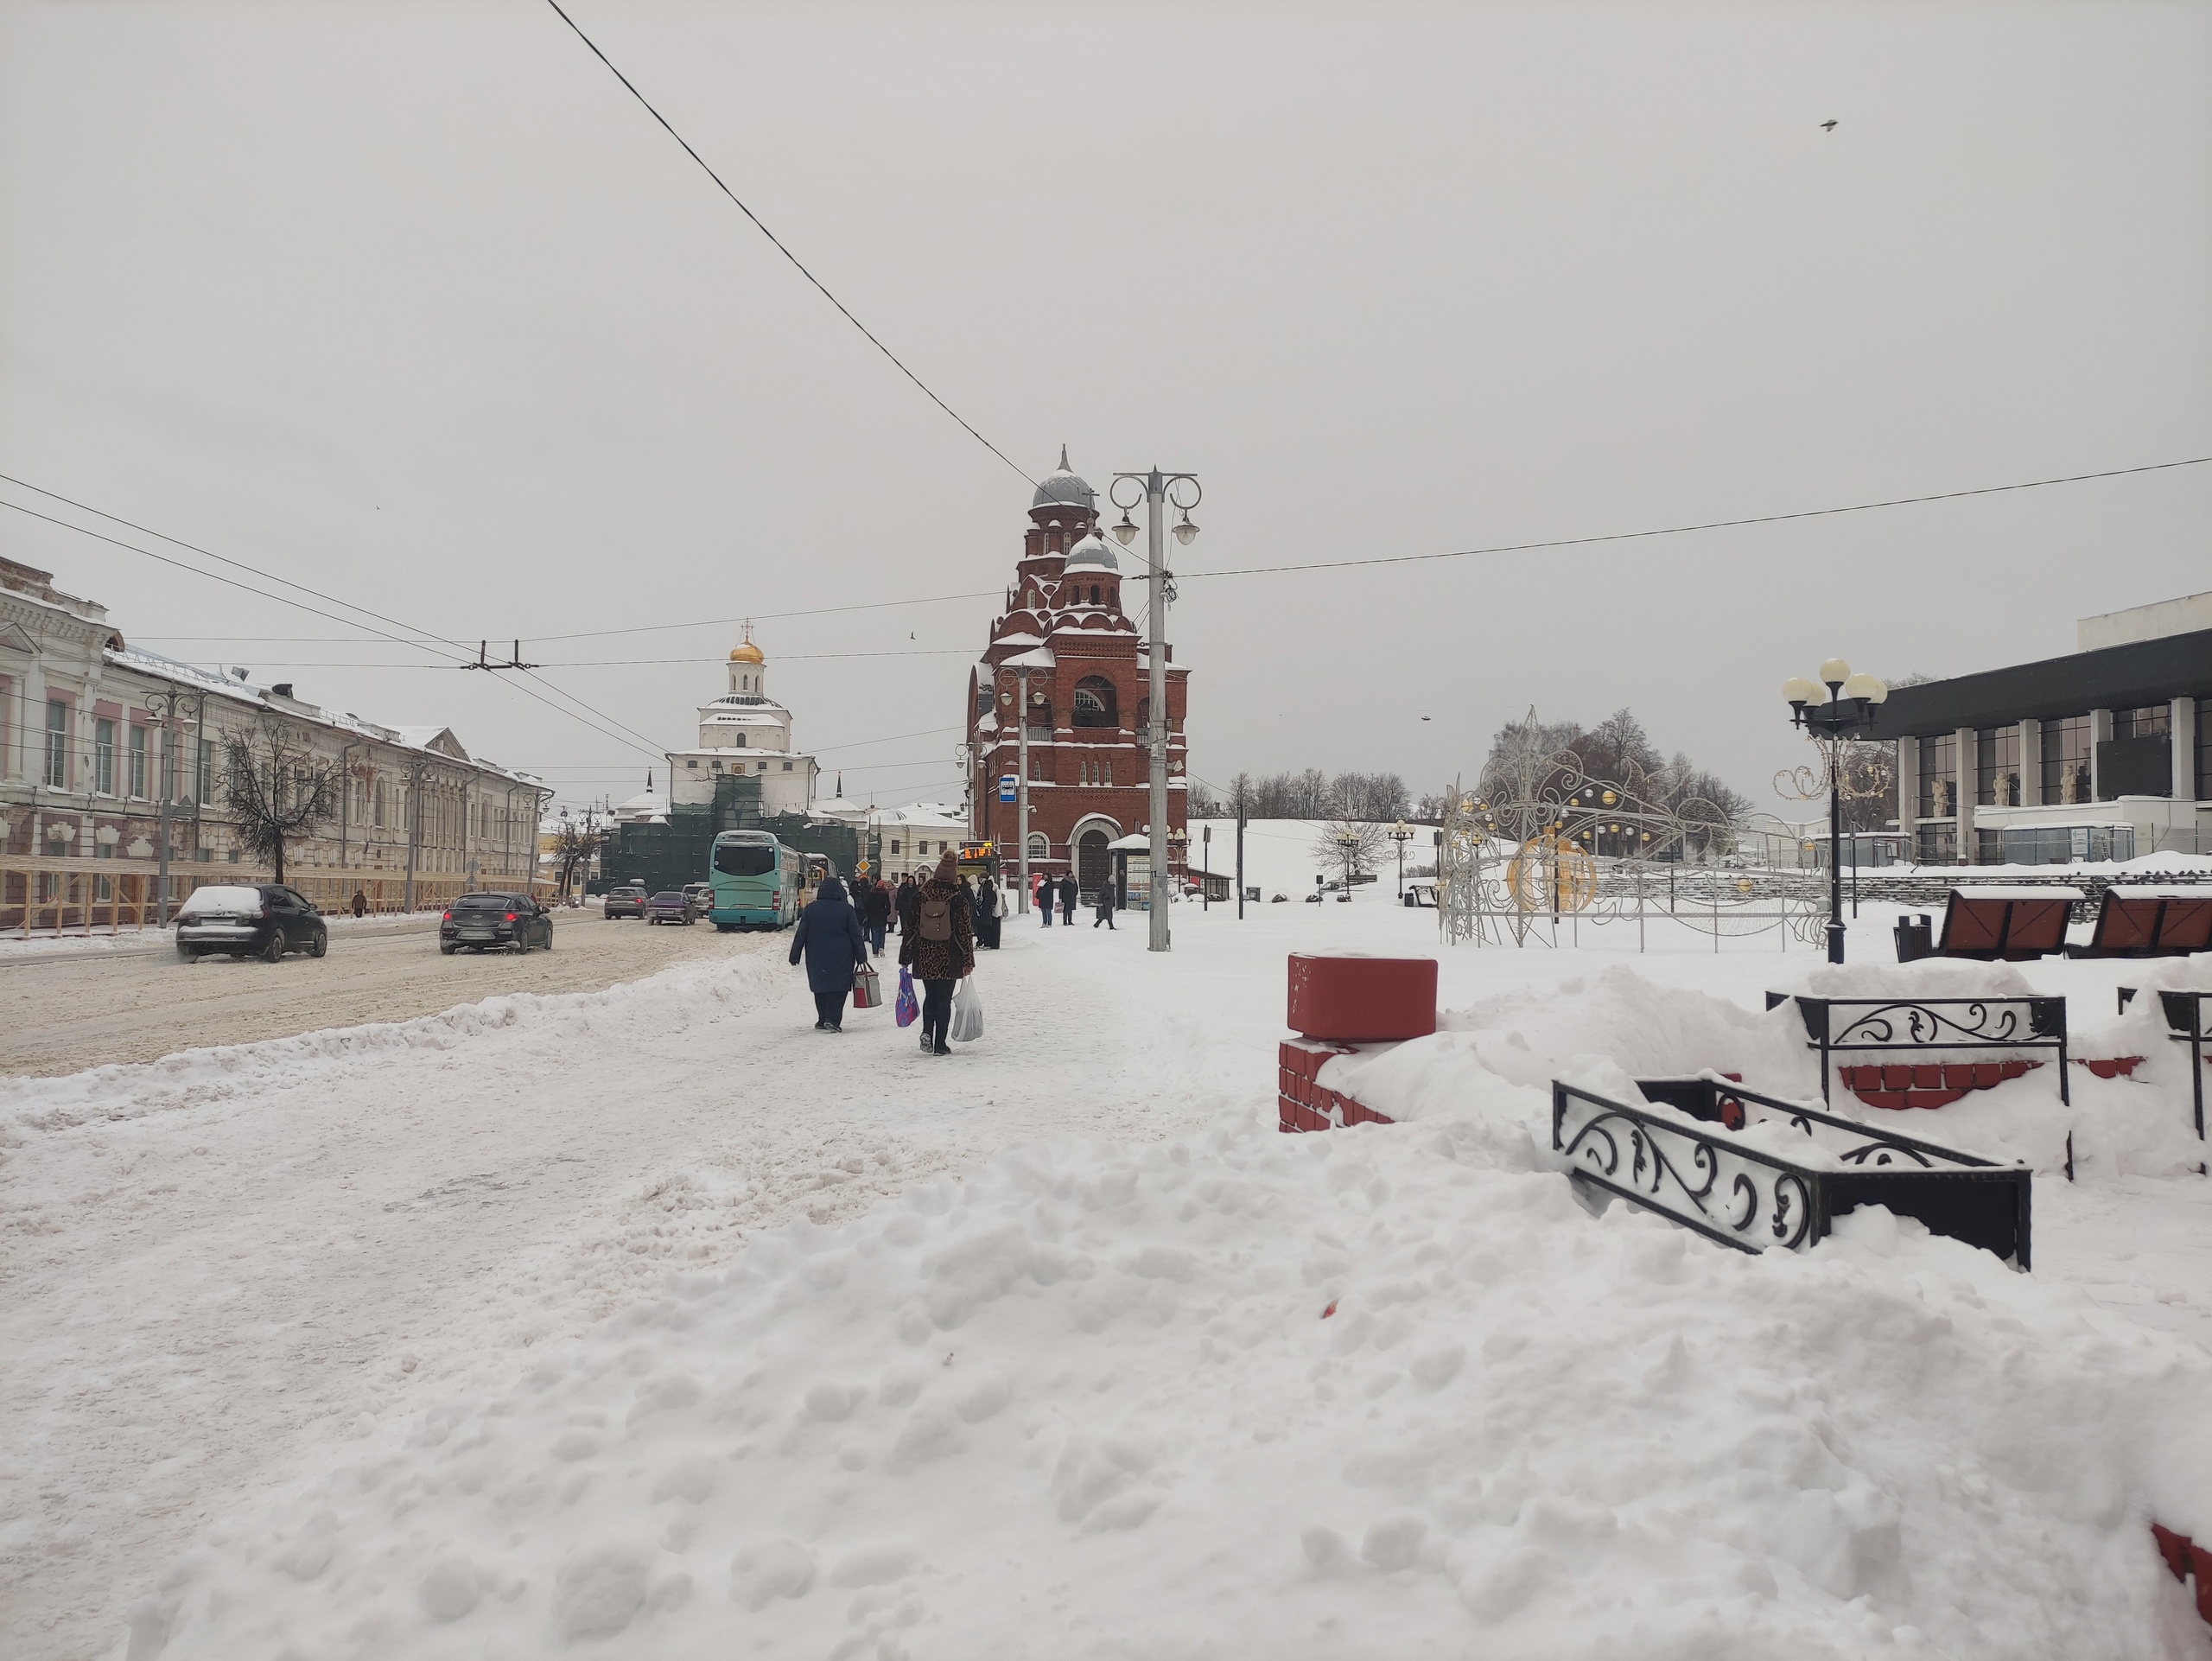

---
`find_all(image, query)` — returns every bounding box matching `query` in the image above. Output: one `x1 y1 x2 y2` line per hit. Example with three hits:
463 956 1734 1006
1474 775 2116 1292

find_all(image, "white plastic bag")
949 976 984 1043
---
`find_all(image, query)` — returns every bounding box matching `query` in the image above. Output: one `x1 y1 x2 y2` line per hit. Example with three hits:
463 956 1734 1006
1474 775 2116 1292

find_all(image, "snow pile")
1319 966 1811 1127
135 1103 2212 1659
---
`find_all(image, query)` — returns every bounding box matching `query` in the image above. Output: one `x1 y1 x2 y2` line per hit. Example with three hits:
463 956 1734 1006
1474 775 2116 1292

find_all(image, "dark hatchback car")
604 883 648 919
175 883 328 962
645 889 697 926
440 892 555 954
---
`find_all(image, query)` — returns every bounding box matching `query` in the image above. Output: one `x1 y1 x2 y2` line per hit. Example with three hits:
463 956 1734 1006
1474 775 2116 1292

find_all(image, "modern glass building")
1862 592 2211 865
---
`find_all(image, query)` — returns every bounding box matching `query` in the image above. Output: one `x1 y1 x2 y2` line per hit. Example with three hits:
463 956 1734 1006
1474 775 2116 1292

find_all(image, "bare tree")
1311 818 1388 884
221 721 342 884
550 811 606 896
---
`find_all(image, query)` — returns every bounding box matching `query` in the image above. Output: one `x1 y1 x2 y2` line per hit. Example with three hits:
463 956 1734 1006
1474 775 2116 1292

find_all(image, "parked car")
682 881 714 915
175 882 328 962
440 892 554 954
604 883 648 919
645 889 697 926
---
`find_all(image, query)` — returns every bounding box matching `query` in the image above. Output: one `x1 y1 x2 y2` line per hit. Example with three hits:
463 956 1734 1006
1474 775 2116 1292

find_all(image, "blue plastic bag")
894 965 918 1028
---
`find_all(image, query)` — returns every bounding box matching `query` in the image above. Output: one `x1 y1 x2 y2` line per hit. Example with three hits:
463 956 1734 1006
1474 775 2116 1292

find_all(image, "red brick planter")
1836 1054 2145 1111
1279 1038 1397 1133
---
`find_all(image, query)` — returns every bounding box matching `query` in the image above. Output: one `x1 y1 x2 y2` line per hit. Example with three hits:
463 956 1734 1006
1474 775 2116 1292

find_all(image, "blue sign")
998 774 1018 803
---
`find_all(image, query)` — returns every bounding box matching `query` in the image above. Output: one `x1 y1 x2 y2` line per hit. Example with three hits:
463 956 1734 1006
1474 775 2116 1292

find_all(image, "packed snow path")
4 894 2209 1657
0 917 1226 1659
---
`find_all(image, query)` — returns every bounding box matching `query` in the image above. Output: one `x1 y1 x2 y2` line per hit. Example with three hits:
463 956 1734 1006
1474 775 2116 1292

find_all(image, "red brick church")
967 450 1189 894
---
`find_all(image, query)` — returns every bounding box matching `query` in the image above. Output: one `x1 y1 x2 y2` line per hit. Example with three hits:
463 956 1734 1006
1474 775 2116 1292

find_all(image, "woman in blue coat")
790 876 868 1033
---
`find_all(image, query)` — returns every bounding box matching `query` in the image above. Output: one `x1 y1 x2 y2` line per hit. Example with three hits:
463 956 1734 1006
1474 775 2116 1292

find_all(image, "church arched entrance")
1070 813 1121 899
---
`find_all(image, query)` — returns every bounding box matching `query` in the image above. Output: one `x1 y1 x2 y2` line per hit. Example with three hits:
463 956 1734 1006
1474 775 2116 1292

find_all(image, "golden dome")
728 640 765 664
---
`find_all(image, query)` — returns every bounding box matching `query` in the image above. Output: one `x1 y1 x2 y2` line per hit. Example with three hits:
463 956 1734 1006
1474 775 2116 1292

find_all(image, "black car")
440 892 555 954
175 883 328 962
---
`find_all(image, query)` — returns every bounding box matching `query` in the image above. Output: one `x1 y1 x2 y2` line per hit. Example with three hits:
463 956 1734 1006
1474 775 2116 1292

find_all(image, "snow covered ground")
3 895 2211 1658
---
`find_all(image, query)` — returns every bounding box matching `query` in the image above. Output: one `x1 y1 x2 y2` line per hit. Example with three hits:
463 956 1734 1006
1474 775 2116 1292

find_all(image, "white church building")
664 630 820 818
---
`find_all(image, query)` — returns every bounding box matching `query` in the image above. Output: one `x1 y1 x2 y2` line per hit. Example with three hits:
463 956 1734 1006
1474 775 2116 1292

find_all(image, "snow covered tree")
220 722 341 885
1311 818 1388 883
550 811 605 896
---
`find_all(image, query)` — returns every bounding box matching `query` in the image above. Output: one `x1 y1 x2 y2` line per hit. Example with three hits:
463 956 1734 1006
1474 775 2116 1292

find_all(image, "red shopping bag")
894 965 918 1027
852 963 882 1009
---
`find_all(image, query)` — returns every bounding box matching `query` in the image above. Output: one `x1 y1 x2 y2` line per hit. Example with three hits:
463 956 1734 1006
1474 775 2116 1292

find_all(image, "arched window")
1090 584 1101 605
975 686 993 716
1072 676 1117 729
1027 832 1049 864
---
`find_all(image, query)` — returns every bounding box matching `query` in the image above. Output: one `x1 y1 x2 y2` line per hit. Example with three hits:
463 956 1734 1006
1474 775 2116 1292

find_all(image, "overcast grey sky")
3 0 2208 815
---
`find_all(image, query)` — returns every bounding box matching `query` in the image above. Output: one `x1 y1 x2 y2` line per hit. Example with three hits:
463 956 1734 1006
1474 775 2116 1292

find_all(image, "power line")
1182 455 2212 581
540 0 1033 487
138 649 975 669
0 480 676 764
531 590 1001 644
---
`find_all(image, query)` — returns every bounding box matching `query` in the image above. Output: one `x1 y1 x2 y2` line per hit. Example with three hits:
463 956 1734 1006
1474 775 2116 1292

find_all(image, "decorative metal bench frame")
2116 988 2209 1143
1552 1076 2032 1267
1766 992 2069 1107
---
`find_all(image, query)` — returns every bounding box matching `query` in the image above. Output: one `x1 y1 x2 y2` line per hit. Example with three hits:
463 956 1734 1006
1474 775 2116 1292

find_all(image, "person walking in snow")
899 851 974 1056
1036 869 1052 927
861 875 891 957
349 888 367 919
896 872 920 940
974 873 1001 950
1093 879 1116 929
790 875 868 1033
1058 872 1077 926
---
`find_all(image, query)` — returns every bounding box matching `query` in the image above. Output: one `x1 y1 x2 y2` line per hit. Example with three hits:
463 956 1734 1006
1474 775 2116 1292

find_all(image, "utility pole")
1109 467 1201 953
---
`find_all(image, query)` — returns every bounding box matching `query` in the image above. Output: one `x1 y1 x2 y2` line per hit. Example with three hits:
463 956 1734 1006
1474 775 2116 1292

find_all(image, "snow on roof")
1001 646 1057 670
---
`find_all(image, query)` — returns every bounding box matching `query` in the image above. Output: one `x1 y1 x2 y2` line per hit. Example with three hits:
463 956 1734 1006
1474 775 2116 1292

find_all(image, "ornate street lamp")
1783 659 1889 964
1389 819 1413 899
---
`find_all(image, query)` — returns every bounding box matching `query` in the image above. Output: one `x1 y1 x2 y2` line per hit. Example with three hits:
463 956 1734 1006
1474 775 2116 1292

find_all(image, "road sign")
999 774 1017 803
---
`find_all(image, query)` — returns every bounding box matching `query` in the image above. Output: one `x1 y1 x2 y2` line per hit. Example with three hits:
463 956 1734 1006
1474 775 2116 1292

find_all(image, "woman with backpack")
899 851 975 1056
789 876 868 1034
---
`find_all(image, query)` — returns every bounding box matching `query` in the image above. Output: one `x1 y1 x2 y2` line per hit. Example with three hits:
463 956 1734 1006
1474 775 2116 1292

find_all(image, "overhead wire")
540 0 1033 488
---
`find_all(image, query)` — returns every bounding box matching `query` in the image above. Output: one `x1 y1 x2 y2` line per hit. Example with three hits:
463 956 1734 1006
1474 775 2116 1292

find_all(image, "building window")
736 734 747 747
45 699 68 786
2199 697 2210 799
782 760 792 771
1916 821 1957 864
94 718 116 795
1090 584 1101 604
686 758 697 768
888 838 901 855
2040 716 2091 805
1073 677 1117 729
1027 832 1048 864
130 725 149 798
1916 731 1955 818
2116 704 2171 738
1974 726 2018 807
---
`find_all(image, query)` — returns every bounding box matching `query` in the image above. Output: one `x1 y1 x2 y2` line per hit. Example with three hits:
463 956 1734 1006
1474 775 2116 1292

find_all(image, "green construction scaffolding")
591 774 868 895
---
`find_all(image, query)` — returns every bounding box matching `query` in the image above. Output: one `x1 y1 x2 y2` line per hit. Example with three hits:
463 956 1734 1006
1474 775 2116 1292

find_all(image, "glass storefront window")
1917 732 1956 818
1975 828 2005 864
1975 725 2020 806
2200 697 2210 799
2041 715 2090 805
1998 824 2137 865
2117 704 2171 738
1916 822 1956 864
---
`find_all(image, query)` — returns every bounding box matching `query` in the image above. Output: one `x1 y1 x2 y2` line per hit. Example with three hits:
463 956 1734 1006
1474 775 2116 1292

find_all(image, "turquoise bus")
709 830 808 931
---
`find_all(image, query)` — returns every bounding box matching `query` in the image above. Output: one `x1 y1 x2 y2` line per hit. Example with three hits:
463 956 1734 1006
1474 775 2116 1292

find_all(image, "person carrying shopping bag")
790 876 868 1033
899 851 975 1056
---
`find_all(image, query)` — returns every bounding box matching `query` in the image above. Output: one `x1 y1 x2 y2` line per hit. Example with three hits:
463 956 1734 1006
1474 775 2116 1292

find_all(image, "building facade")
0 557 549 926
665 629 819 818
1864 592 2211 865
965 453 1190 893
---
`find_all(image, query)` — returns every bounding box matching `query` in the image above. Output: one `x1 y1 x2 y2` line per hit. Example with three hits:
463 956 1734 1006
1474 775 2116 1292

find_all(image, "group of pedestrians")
790 856 980 1053
790 858 1121 1044
1033 871 1116 929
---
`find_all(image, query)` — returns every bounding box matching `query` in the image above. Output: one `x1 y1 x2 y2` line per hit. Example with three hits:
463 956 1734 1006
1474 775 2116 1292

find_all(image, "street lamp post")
1110 468 1200 953
143 685 206 926
1389 819 1412 900
1783 658 1889 964
1201 823 1211 912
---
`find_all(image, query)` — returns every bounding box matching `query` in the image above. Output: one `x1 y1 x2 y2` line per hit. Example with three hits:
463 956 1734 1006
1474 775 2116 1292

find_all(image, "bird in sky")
1821 119 1838 131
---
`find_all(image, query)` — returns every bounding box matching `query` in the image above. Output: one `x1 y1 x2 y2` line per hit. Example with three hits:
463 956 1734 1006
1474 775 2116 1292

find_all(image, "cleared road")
0 910 741 1078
